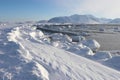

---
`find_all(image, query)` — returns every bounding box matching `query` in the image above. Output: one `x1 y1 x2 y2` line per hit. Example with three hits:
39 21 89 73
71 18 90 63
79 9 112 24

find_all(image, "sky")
0 0 120 22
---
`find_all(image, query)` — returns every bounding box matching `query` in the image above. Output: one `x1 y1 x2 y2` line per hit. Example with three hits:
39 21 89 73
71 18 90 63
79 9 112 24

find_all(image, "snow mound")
82 39 100 52
7 27 21 43
67 43 94 56
71 35 85 42
78 47 94 56
51 41 70 50
30 31 44 39
49 33 72 42
50 33 72 49
93 51 112 60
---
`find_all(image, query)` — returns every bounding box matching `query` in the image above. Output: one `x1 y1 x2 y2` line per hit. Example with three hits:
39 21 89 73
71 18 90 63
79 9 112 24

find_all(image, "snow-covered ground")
0 24 120 80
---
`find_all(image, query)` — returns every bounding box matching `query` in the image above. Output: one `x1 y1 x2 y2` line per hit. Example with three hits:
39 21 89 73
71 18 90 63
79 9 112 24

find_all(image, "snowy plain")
0 23 120 80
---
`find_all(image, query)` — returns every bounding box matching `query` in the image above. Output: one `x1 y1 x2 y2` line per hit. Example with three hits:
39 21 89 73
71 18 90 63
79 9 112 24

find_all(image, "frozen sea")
87 32 120 51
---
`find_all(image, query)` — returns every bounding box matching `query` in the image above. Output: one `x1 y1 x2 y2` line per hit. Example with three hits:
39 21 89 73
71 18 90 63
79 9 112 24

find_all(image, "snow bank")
78 47 94 56
0 25 120 80
93 51 112 60
7 27 21 43
49 34 94 56
49 33 72 42
67 44 94 56
50 33 73 49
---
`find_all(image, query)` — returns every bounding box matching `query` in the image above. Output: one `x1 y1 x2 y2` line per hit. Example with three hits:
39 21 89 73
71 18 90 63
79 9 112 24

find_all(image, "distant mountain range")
38 14 120 24
109 18 120 24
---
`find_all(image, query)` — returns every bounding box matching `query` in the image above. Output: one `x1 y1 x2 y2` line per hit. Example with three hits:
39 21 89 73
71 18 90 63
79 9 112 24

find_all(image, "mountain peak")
48 14 109 24
37 14 120 24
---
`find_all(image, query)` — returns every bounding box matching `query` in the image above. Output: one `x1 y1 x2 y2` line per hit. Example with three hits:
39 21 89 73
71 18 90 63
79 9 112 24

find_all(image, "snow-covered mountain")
48 14 99 24
48 14 111 24
69 14 99 24
109 18 120 24
0 23 120 80
99 18 112 23
48 16 70 23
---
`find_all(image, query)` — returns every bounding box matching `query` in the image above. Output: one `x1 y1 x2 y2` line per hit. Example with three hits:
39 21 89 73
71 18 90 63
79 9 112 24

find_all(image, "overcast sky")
0 0 120 22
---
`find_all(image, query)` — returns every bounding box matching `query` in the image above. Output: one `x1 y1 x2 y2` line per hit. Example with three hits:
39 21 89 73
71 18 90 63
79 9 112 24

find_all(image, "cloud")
52 0 120 18
78 0 120 18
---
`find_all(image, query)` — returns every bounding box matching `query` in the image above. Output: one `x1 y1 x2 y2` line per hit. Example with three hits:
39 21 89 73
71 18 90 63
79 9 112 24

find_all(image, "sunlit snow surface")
0 24 120 80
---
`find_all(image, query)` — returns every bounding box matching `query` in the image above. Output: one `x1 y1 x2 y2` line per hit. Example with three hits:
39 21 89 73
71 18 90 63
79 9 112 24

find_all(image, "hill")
48 14 111 24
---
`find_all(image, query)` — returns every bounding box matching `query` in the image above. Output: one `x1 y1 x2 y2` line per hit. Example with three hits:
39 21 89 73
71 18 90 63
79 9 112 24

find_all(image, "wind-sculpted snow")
0 25 120 80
